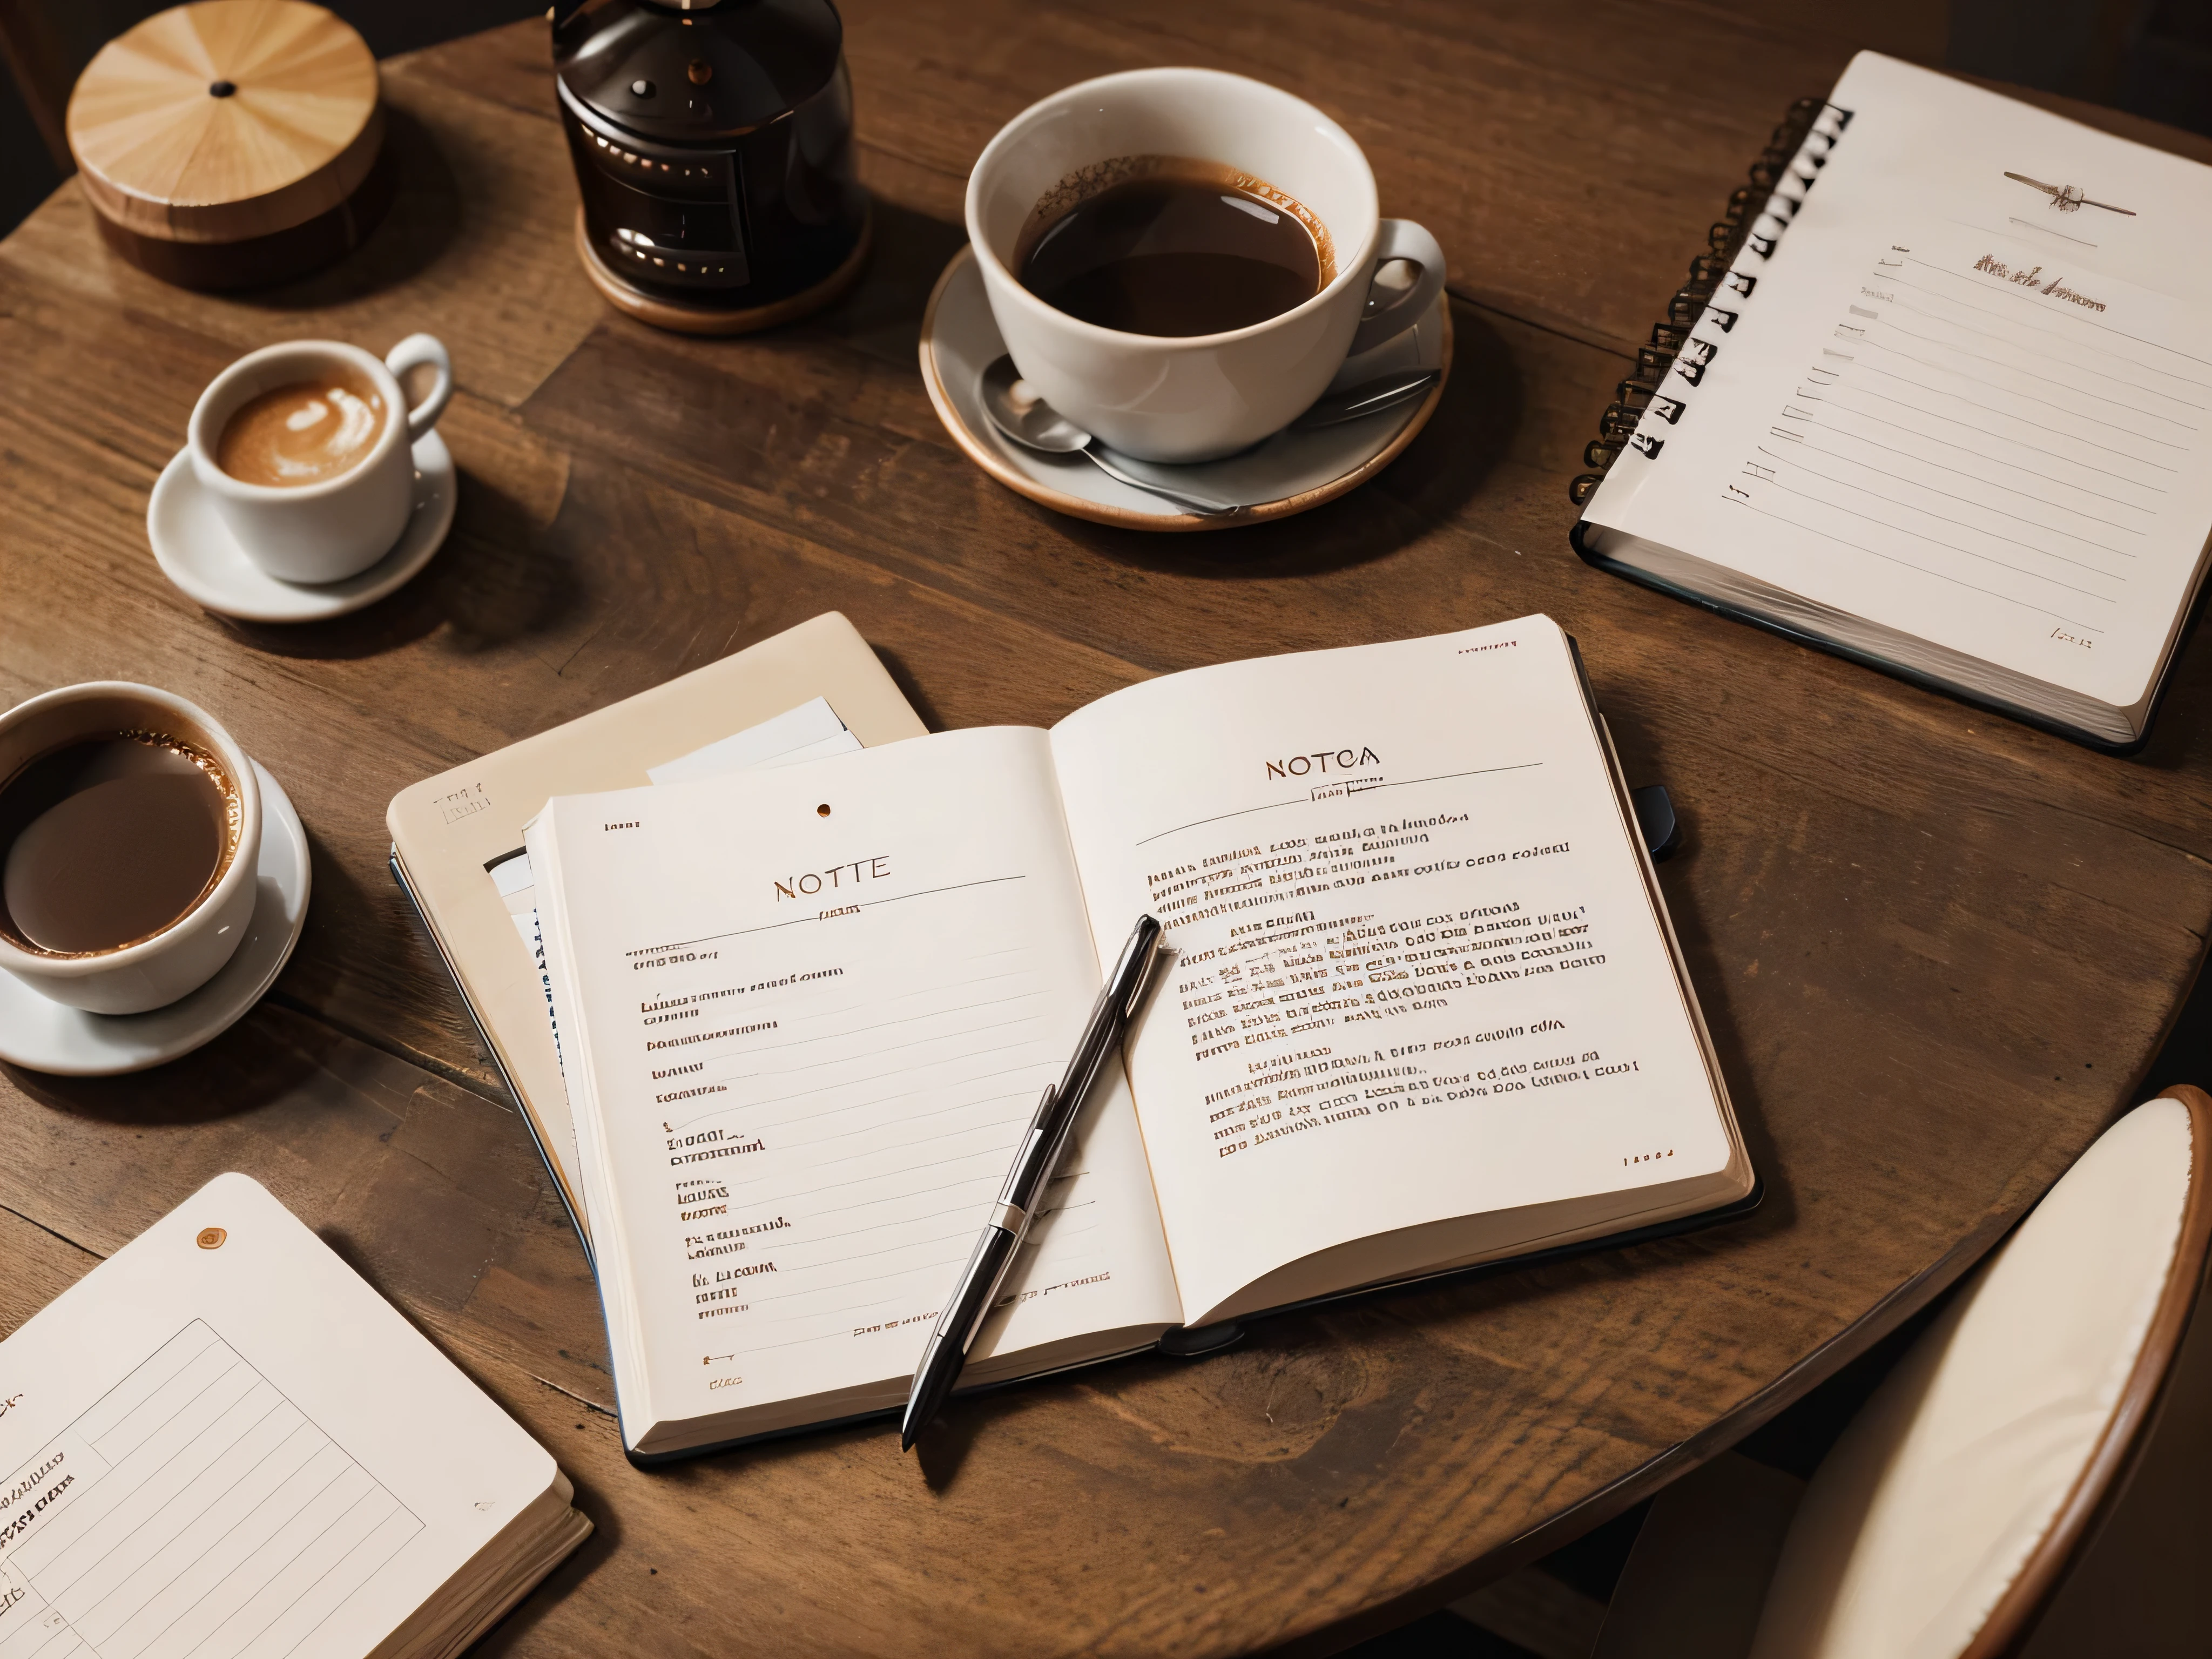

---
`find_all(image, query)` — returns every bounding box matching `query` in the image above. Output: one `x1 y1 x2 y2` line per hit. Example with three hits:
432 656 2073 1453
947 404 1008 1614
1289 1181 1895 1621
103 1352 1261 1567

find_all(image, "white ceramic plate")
0 760 312 1076
148 431 457 622
919 244 1451 530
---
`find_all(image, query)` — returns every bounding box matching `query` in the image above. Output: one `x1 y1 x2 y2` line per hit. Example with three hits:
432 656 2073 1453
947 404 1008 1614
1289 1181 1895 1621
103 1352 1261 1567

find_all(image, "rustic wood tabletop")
4 4 2210 1654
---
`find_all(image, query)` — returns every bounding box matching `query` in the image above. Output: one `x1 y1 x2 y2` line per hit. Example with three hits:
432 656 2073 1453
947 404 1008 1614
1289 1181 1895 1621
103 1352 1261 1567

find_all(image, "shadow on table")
469 1509 621 1655
3 994 345 1126
1044 294 1522 583
822 199 974 367
2126 578 2212 787
212 465 582 662
226 107 464 313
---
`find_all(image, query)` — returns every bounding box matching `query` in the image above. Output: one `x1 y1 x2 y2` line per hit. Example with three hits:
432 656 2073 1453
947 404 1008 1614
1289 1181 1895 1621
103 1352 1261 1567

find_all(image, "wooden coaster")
573 205 873 336
65 0 386 291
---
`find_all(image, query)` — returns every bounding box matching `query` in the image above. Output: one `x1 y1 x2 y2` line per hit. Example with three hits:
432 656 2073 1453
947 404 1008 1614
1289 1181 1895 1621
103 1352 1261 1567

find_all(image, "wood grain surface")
4 5 2210 1655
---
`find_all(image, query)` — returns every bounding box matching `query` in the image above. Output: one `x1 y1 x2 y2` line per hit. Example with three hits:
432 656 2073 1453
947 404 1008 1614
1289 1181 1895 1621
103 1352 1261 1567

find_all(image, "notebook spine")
1570 96 1842 505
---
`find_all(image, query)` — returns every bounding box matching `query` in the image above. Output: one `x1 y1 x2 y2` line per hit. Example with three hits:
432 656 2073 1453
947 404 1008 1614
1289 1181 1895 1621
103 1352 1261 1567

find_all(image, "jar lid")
66 0 381 246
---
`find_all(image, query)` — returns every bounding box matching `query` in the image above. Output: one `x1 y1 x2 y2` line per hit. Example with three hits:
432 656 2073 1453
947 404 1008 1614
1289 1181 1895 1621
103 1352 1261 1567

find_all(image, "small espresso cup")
0 684 263 1015
188 334 454 583
967 68 1447 463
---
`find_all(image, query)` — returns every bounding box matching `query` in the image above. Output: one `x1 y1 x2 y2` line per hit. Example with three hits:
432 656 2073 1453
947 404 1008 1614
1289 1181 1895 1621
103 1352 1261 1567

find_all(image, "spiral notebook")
1573 52 2212 752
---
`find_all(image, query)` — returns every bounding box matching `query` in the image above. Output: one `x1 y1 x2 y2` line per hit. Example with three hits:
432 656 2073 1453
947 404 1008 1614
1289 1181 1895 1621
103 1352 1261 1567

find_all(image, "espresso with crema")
217 368 387 488
0 733 240 956
1016 156 1335 337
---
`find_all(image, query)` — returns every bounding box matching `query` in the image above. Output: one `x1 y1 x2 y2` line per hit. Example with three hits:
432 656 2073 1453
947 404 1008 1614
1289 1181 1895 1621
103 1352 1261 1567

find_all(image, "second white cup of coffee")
187 334 454 584
0 683 263 1015
966 68 1446 463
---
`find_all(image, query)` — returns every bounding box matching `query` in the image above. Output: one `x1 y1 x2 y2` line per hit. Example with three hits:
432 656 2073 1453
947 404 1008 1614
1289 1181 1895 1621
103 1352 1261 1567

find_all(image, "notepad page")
531 727 1182 1447
1581 52 2212 712
0 1174 565 1659
1049 619 1740 1327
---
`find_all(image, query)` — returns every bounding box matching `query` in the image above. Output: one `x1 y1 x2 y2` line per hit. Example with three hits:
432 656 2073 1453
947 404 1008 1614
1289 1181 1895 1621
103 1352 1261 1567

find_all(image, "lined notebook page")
1583 52 2212 710
531 727 1181 1447
0 1175 565 1659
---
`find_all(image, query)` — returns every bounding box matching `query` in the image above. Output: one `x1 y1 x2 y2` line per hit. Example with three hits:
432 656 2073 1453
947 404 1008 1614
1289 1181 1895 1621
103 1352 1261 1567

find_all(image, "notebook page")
0 1174 566 1659
485 699 866 1096
1049 620 1733 1326
531 727 1181 1445
1581 53 2212 710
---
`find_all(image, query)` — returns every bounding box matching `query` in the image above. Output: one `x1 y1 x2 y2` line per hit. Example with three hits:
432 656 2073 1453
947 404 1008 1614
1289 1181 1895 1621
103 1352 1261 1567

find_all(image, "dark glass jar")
554 0 867 321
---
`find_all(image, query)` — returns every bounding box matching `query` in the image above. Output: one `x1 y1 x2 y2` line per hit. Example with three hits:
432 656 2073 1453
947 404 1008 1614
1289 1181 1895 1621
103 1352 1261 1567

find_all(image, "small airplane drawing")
2004 172 2137 215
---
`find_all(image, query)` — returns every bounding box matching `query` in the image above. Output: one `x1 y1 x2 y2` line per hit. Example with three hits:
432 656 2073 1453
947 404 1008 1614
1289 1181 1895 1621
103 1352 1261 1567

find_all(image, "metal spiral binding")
1569 97 1825 508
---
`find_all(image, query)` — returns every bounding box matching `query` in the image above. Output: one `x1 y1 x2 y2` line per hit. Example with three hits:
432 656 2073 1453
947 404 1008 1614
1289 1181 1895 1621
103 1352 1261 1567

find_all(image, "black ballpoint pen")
899 914 1165 1451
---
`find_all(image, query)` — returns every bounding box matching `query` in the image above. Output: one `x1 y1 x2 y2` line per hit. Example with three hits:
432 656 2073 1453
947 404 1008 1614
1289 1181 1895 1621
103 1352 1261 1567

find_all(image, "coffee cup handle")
385 334 453 440
1347 220 1447 356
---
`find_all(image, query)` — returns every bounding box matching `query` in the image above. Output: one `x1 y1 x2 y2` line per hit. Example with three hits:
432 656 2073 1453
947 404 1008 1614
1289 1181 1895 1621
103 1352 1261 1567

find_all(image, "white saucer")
918 245 1451 530
0 761 312 1076
148 431 457 621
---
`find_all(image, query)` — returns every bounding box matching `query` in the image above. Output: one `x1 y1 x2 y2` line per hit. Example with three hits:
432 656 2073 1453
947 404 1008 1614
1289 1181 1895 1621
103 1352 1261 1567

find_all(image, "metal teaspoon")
976 356 1243 517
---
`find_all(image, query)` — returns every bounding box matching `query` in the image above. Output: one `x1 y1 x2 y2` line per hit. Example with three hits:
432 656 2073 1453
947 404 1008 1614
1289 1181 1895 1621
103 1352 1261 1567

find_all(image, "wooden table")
4 5 2209 1654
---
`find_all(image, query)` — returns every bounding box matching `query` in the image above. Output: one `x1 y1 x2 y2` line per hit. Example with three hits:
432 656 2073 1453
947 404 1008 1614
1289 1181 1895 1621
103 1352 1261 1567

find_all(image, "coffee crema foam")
1014 154 1336 287
217 370 387 488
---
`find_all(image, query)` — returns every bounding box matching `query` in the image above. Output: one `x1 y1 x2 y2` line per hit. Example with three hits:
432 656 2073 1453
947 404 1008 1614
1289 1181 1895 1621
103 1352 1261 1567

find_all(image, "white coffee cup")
0 684 264 1015
966 68 1447 463
187 334 454 583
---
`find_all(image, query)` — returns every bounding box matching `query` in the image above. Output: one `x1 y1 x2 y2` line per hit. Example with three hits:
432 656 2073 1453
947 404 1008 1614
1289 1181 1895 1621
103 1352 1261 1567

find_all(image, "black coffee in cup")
0 733 240 956
1016 156 1336 336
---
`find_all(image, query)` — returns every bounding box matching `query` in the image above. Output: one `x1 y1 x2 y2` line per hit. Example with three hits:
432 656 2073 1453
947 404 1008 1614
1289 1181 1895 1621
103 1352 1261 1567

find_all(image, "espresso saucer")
0 761 312 1077
918 245 1451 530
147 431 457 622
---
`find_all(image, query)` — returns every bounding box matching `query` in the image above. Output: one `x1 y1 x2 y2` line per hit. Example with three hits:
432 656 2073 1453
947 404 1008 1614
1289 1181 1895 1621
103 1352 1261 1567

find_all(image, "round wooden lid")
66 0 381 246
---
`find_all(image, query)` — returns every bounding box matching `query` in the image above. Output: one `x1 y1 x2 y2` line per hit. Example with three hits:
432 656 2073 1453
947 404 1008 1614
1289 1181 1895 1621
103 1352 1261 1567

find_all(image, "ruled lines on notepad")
656 902 1115 1350
0 1323 420 1659
1721 237 2212 644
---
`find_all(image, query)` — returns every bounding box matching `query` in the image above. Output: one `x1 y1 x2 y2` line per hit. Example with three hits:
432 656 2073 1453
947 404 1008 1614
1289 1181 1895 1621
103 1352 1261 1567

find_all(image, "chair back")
1748 1088 2212 1659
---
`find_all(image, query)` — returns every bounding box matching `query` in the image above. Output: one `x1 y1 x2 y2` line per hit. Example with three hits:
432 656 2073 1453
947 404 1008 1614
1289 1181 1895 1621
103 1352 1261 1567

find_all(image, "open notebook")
386 613 927 1251
526 618 1756 1459
0 1175 589 1659
1575 52 2212 751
